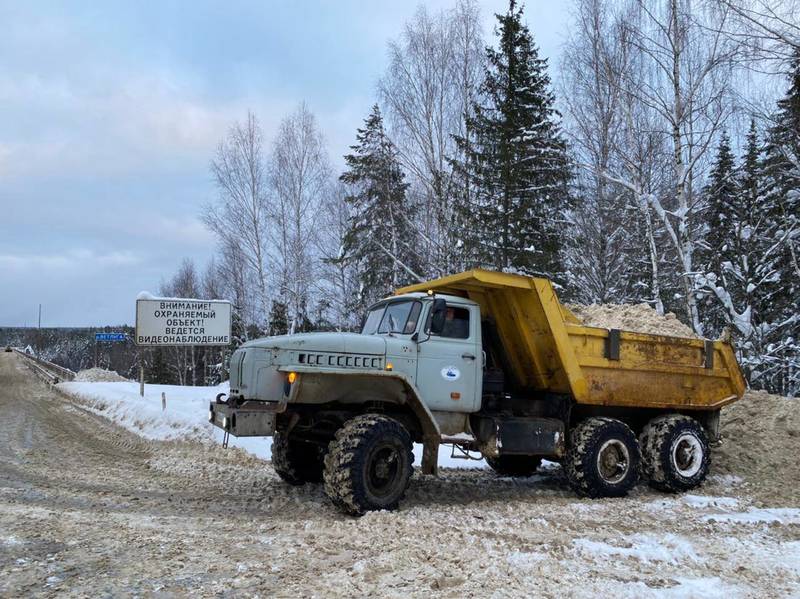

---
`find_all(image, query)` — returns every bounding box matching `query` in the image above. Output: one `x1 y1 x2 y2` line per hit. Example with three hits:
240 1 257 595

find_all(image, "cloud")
132 215 216 247
0 249 141 273
0 70 268 180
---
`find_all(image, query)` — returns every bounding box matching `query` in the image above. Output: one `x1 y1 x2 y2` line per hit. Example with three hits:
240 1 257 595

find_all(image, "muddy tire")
485 455 542 477
640 414 710 492
565 417 640 498
323 414 413 516
271 430 325 486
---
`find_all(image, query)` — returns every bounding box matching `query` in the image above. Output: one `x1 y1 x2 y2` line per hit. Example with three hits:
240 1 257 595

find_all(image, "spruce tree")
230 309 247 349
147 348 172 384
757 52 800 395
702 133 738 273
453 0 571 279
734 120 765 313
699 133 738 336
340 105 421 305
268 301 289 336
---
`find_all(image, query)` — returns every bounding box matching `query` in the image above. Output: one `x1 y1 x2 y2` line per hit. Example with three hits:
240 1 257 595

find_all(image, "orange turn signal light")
386 362 393 371
287 372 297 384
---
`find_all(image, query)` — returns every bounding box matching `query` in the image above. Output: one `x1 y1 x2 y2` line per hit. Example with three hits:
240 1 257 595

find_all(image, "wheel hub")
367 445 401 497
672 433 703 477
596 439 630 484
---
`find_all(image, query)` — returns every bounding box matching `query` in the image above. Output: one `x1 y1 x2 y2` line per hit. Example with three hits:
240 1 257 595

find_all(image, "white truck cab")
362 293 483 414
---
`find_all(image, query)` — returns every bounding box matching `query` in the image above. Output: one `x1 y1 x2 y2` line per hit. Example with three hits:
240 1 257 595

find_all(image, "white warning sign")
135 296 232 347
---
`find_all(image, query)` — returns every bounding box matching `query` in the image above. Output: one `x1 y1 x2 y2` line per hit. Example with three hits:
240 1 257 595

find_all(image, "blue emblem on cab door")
440 366 461 381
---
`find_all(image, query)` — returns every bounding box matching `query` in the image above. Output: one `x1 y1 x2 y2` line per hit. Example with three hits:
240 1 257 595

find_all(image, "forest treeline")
157 0 798 396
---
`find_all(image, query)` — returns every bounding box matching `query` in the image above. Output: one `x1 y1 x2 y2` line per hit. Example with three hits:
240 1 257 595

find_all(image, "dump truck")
210 269 746 515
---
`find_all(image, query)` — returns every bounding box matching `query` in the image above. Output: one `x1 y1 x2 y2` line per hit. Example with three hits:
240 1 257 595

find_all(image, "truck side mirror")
429 298 447 335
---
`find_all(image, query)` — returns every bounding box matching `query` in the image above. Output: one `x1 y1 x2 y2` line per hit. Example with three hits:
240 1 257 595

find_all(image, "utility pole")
36 304 42 358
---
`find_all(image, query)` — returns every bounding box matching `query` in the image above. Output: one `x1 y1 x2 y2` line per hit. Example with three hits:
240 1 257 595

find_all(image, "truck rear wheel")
640 414 710 492
323 414 413 516
485 455 542 477
565 417 640 498
271 430 325 485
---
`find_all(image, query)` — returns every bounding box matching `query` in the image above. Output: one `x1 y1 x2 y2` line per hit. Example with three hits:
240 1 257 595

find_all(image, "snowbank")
56 380 487 469
74 368 130 382
57 380 269 457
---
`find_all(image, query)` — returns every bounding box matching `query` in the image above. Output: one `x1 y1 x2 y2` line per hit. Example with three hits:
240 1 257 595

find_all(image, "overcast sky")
0 1 570 327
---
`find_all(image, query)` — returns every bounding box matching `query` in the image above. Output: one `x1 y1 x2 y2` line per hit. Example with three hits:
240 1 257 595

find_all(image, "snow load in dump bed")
397 269 746 410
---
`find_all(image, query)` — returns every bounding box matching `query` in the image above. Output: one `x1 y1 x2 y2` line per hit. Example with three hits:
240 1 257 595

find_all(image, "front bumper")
209 397 284 437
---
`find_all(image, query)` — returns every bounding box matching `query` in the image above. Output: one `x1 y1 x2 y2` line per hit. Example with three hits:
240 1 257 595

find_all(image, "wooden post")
161 392 166 411
139 351 145 397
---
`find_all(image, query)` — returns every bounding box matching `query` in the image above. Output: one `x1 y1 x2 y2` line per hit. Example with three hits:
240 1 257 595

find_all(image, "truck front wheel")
271 431 325 485
485 455 542 477
640 415 710 492
323 414 414 516
565 417 640 498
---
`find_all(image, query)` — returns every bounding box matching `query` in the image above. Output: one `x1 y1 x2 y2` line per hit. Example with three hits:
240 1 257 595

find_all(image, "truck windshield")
361 300 422 335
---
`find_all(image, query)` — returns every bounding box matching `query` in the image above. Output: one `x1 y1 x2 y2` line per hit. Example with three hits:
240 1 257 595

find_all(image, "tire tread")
323 414 413 516
640 414 709 493
565 417 640 498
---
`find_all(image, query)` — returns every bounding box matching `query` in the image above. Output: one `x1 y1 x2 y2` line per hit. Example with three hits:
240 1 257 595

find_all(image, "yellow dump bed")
398 269 746 411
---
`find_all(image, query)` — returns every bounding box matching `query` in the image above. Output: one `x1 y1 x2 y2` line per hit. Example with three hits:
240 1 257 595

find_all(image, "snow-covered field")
58 380 487 469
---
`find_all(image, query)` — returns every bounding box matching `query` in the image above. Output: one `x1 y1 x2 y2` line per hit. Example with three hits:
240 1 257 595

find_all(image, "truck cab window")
402 302 422 334
361 306 384 335
362 300 422 335
430 305 470 339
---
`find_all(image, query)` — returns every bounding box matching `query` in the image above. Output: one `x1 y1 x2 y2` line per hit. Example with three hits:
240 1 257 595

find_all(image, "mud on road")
1 352 798 597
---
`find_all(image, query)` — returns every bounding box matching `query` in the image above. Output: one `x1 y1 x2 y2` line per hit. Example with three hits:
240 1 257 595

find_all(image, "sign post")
134 295 232 396
139 352 145 397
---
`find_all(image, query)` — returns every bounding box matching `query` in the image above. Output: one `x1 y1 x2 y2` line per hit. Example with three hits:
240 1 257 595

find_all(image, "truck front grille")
297 352 383 369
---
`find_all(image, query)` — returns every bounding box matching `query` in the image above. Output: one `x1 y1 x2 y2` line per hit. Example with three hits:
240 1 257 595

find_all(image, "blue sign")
95 333 127 342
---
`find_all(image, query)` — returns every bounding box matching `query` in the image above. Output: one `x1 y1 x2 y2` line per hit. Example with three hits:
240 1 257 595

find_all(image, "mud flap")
397 382 441 476
421 435 439 476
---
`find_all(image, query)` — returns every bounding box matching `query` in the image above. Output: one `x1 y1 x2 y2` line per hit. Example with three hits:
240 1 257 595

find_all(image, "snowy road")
1 352 798 597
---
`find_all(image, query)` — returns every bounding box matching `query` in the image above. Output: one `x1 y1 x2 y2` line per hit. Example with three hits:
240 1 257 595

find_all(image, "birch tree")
378 0 484 274
607 0 740 330
317 182 361 330
561 0 640 303
269 103 331 333
719 0 800 65
204 112 271 328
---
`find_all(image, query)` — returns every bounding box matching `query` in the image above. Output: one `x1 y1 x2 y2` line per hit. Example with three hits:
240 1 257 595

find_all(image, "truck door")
416 302 481 413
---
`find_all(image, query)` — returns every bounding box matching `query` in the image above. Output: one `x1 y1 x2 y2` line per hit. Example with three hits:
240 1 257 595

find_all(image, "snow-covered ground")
8 375 790 596
57 380 488 469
